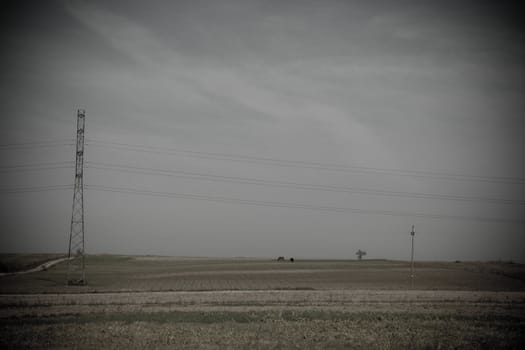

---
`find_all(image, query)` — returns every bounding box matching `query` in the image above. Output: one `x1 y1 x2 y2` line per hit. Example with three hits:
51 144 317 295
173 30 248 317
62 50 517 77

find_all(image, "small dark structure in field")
276 256 294 262
356 250 366 260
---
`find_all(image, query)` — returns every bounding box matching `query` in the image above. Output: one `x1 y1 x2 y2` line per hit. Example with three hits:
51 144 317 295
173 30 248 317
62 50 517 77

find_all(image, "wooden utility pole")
410 225 415 289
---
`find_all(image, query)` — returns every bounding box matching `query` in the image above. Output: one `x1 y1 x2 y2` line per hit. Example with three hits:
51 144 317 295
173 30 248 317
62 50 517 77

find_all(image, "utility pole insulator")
67 109 86 285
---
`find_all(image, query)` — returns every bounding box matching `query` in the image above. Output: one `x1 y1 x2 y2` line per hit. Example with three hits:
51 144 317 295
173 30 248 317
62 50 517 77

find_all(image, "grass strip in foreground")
1 310 524 349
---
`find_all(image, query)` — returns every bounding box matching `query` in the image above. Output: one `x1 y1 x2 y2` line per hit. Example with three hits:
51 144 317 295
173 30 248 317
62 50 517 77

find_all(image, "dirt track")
3 289 524 305
2 289 524 318
0 257 71 277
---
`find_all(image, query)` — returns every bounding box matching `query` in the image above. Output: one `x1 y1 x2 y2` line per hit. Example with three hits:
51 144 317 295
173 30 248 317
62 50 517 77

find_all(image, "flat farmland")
1 255 524 349
1 255 524 293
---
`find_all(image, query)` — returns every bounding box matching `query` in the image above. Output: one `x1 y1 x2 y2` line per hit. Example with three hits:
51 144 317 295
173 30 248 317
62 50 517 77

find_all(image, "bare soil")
1 256 524 349
1 256 524 293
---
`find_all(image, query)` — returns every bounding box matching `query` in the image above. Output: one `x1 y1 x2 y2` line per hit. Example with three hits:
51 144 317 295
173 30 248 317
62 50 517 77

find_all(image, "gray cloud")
1 0 524 261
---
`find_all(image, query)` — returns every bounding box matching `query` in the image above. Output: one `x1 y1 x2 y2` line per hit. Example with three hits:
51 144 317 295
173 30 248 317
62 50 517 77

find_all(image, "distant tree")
356 250 366 260
290 257 294 262
277 256 285 261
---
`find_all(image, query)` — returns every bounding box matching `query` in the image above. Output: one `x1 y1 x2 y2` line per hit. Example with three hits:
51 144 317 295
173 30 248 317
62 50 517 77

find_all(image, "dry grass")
1 309 524 349
1 255 524 293
1 255 524 349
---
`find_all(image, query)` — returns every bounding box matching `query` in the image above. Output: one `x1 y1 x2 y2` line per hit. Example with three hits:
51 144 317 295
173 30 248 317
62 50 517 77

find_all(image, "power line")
85 161 525 206
0 140 75 150
84 184 525 224
0 162 74 173
0 184 73 194
85 139 525 185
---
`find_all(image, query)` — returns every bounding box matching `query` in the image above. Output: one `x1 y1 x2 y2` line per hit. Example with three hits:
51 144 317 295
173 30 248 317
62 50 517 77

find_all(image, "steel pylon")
67 109 86 285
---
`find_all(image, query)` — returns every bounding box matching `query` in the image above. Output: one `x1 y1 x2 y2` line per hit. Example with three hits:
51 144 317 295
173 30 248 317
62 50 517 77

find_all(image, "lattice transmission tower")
67 109 86 285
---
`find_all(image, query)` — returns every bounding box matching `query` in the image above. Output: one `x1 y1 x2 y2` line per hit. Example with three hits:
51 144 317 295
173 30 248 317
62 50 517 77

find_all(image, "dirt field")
1 255 524 349
1 255 524 294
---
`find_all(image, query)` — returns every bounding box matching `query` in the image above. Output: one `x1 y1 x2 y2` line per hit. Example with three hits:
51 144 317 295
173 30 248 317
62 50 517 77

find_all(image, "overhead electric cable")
84 184 525 224
85 139 525 185
0 140 75 150
0 161 74 173
0 184 73 194
85 161 525 206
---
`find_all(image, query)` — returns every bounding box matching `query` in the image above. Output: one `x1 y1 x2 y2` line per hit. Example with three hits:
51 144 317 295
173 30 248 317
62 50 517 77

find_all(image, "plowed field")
1 256 524 349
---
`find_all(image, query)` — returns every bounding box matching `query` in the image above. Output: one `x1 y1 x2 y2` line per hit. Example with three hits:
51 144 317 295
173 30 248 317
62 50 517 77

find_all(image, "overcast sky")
1 0 524 262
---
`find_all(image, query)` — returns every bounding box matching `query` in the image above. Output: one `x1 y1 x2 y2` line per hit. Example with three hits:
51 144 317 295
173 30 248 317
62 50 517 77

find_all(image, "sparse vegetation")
1 255 524 293
1 309 524 349
1 255 524 349
0 253 66 273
